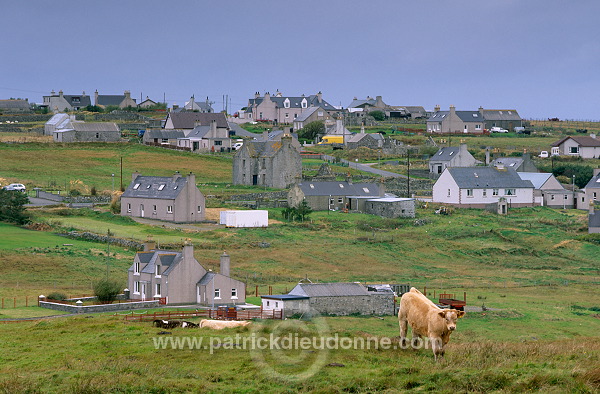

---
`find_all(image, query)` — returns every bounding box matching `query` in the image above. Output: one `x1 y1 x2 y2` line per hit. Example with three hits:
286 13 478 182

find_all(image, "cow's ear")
438 311 446 318
457 311 466 318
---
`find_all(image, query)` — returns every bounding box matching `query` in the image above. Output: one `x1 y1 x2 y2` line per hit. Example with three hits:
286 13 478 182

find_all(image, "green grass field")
0 141 599 392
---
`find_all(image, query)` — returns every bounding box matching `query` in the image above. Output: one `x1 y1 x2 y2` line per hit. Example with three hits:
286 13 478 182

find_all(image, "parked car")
3 183 26 192
539 151 549 158
491 127 509 133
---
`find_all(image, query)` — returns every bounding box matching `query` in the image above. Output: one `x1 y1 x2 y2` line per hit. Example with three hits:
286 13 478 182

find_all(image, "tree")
93 279 122 304
298 121 325 140
369 110 386 121
0 189 30 225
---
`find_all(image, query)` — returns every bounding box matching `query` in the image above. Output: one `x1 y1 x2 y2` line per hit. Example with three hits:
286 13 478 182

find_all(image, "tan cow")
398 287 465 361
199 319 251 329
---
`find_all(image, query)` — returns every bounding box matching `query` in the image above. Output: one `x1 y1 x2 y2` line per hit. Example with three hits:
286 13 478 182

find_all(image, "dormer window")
134 261 140 274
155 264 161 277
301 98 307 108
284 98 290 108
133 183 140 190
472 114 478 117
158 184 165 191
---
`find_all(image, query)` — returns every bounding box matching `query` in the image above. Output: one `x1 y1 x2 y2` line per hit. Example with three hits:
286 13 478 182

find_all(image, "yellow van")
317 135 344 145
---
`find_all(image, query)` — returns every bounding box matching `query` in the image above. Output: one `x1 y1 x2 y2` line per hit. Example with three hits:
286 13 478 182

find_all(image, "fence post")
14 297 16 308
1 298 3 309
26 296 28 307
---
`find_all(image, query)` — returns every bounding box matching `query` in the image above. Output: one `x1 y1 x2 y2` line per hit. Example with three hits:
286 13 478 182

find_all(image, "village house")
292 106 335 131
232 132 301 188
42 90 91 112
347 96 425 119
490 153 537 172
517 172 573 208
551 135 600 158
243 91 336 124
138 96 158 109
163 112 229 131
589 205 600 234
287 179 385 211
176 120 232 152
143 129 186 146
0 99 31 113
94 90 137 109
427 105 485 134
429 143 480 175
261 282 395 317
128 240 245 305
578 169 600 210
121 172 205 223
432 165 535 208
479 107 523 131
53 122 121 143
181 96 214 113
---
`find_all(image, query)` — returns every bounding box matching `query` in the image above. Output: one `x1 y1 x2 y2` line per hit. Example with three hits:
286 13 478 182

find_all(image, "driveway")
322 154 408 179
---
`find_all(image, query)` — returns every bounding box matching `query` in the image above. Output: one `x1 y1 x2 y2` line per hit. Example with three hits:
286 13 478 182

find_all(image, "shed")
219 210 268 227
261 294 310 317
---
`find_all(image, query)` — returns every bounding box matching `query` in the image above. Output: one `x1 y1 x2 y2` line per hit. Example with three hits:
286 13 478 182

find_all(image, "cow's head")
437 309 465 331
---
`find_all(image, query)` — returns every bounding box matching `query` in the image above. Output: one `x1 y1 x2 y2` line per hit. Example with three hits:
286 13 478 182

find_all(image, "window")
133 281 139 294
153 205 157 213
284 99 290 108
493 189 499 196
338 197 344 203
155 283 161 297
158 184 165 191
570 146 579 154
155 264 161 277
133 183 140 190
215 140 222 146
275 302 279 308
505 189 516 196
466 189 473 197
197 206 202 213
95 133 99 138
161 138 168 143
285 113 289 118
127 203 131 213
266 300 270 307
362 187 370 193
483 189 487 198
475 124 482 130
167 205 173 213
259 112 263 119
214 288 221 299
134 262 140 274
551 195 555 200
231 288 238 298
447 189 451 197
318 111 323 116
564 194 568 200
594 192 597 200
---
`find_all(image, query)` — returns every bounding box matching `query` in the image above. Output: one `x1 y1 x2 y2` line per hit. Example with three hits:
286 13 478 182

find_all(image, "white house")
551 135 600 158
432 165 535 208
517 172 573 208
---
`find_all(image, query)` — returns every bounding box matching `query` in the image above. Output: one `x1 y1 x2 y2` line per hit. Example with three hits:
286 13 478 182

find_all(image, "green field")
0 141 599 392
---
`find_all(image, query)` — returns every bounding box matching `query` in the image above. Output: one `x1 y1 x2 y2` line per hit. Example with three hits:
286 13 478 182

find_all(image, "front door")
141 283 147 301
140 204 145 217
252 175 258 185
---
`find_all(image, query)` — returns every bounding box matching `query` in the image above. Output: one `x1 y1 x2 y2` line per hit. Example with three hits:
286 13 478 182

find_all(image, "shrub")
90 186 97 196
46 292 68 301
93 279 122 304
69 189 81 197
369 110 386 121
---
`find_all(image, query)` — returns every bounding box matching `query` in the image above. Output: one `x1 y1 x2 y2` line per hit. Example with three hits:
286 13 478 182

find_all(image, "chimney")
51 90 56 96
485 147 491 165
275 90 282 97
262 130 269 141
378 178 385 197
345 173 353 185
336 116 344 134
82 90 85 95
194 120 202 128
593 169 600 177
449 105 456 116
182 239 194 264
360 123 365 134
94 90 99 106
264 92 270 100
282 131 292 147
434 104 440 112
375 96 384 108
210 119 217 138
172 171 182 181
186 172 196 187
132 171 141 182
220 251 230 277
479 106 484 118
459 143 468 157
124 90 131 99
59 90 63 98
255 92 260 99
143 238 156 252
317 91 322 103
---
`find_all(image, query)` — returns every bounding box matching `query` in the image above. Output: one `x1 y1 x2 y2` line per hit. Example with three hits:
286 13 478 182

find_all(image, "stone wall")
39 300 159 313
63 231 144 250
308 293 395 316
365 199 416 218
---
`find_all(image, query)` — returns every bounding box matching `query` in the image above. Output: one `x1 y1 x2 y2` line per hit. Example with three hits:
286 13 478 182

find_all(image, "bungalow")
0 99 31 113
42 90 91 112
94 90 137 109
163 112 229 131
261 282 395 317
128 240 245 305
53 122 121 143
292 105 334 131
177 120 232 152
517 172 573 208
427 105 484 134
490 153 537 172
579 169 600 210
121 172 205 223
429 144 480 175
287 179 384 211
138 96 158 109
432 165 535 208
551 135 600 158
589 205 600 234
182 96 214 113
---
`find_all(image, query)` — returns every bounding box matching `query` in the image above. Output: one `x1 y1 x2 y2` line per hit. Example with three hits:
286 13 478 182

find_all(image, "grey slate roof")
584 173 600 189
289 283 369 297
46 113 72 128
490 157 524 169
97 95 130 107
293 106 319 122
347 98 377 108
0 99 30 110
72 122 119 132
346 133 383 143
297 181 381 197
63 94 91 107
145 129 186 139
228 122 260 138
447 167 534 189
431 146 460 161
185 125 211 139
197 272 217 285
517 173 554 189
131 250 181 274
249 94 334 110
428 111 482 122
244 140 284 158
261 294 310 300
122 175 189 200
166 112 228 129
481 109 521 121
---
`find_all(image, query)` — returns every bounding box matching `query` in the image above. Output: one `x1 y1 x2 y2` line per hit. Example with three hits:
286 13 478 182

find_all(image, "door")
141 283 147 301
193 141 199 151
252 175 258 185
140 204 145 217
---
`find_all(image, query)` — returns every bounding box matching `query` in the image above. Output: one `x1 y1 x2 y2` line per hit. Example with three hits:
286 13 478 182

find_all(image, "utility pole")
106 229 111 280
406 149 411 198
120 156 123 191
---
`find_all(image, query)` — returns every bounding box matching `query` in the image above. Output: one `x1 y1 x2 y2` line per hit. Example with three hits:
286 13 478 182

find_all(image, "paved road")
322 154 408 179
131 217 219 232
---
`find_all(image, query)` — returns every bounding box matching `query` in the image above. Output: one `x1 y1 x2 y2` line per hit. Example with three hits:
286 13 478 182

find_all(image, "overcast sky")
2 1 599 120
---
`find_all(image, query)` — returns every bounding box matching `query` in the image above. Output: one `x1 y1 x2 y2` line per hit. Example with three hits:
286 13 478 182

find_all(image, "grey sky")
2 0 599 120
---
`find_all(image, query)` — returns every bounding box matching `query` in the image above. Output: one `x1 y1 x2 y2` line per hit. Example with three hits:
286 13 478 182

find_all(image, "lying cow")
181 321 199 328
398 287 465 361
199 319 251 329
152 319 181 329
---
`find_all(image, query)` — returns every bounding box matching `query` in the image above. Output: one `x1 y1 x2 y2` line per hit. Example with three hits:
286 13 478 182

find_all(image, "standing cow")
398 287 465 361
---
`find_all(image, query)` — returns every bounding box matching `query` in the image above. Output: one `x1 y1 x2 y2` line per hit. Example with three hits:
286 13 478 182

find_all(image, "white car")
539 151 549 158
3 183 26 192
490 127 509 133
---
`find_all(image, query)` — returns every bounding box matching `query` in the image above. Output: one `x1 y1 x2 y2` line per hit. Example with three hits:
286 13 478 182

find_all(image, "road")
322 154 408 179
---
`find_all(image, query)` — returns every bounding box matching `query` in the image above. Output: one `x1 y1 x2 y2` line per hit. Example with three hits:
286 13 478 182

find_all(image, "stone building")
288 179 384 211
42 90 91 112
261 282 395 317
121 172 205 223
232 132 301 188
363 197 416 218
53 122 121 142
429 143 480 175
0 99 31 113
94 90 137 109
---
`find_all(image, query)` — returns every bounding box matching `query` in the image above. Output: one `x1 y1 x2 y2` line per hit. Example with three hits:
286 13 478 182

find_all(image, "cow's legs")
399 316 408 347
430 337 445 362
